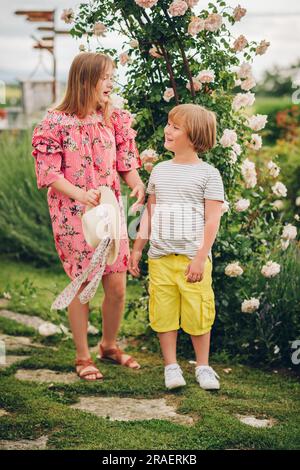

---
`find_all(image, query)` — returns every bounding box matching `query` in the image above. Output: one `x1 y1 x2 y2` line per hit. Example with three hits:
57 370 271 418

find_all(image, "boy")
128 104 225 390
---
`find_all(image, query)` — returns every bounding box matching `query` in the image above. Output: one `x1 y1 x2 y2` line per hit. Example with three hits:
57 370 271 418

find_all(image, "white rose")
221 200 230 214
281 224 297 240
220 129 238 147
225 262 244 277
248 114 268 131
140 148 159 163
129 39 139 48
295 196 300 206
248 133 262 150
241 75 256 91
272 181 287 197
197 69 215 83
281 239 290 250
267 160 280 178
261 261 281 278
163 87 175 102
272 200 284 211
235 198 250 212
241 297 260 313
232 92 255 111
237 62 252 79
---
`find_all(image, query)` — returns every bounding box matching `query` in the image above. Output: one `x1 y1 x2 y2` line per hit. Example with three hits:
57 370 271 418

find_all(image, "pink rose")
135 0 158 8
188 16 205 36
204 13 223 32
168 0 188 17
233 35 248 52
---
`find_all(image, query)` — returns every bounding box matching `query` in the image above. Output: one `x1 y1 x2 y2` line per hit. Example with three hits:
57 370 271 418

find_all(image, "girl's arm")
118 169 146 212
128 193 156 276
51 178 100 207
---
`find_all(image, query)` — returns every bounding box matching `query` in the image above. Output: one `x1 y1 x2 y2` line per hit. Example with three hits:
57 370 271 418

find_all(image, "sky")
0 0 300 86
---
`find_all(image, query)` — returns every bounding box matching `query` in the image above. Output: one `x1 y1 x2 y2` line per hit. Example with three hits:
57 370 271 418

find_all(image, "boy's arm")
194 199 223 261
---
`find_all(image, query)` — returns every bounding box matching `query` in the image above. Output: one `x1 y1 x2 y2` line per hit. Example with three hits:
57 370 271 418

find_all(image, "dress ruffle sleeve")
111 108 142 172
31 117 64 189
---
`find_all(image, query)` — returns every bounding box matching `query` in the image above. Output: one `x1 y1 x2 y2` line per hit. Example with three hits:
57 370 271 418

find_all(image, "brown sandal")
75 358 103 380
98 344 141 369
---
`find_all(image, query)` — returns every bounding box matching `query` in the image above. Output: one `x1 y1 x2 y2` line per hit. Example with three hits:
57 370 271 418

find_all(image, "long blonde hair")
54 52 115 125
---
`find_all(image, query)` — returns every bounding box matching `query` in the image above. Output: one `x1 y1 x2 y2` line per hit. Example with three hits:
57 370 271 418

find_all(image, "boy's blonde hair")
169 103 216 153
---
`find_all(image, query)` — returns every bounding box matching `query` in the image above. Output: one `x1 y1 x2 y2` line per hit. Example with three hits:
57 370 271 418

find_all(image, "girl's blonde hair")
169 103 216 153
54 52 115 125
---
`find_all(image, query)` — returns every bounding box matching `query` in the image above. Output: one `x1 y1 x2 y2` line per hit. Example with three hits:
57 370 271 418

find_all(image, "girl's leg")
190 331 211 367
100 271 140 368
68 281 101 380
158 330 178 366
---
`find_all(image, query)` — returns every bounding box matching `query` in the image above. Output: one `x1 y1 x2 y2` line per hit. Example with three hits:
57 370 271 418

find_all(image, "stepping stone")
15 368 79 384
0 409 10 417
0 355 30 370
236 414 276 428
70 396 194 426
0 310 46 331
0 435 48 450
0 334 44 351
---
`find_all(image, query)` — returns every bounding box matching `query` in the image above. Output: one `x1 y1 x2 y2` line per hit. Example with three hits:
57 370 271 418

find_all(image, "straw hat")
81 186 120 266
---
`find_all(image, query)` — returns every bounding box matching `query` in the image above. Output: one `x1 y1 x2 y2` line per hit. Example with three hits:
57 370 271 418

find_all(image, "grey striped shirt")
146 159 225 261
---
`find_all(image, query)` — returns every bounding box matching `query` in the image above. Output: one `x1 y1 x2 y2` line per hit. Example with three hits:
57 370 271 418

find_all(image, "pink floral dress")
32 107 142 281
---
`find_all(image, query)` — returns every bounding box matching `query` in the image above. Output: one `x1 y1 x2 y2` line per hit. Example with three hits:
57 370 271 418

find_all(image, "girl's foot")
75 357 103 380
98 343 141 369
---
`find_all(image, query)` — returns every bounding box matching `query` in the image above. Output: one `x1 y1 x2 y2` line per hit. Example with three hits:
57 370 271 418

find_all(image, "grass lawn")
0 256 299 450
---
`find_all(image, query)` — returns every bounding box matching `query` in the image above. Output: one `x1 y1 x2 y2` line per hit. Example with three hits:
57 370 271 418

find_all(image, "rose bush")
66 0 299 366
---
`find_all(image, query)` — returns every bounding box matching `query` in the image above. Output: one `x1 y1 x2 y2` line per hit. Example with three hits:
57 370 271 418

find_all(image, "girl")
32 52 145 380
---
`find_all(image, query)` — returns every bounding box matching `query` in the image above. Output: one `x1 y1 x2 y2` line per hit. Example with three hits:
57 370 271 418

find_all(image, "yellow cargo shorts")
148 254 216 336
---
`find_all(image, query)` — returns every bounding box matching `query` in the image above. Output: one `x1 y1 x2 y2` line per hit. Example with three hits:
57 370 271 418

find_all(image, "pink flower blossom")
61 9 74 24
135 0 158 8
248 114 268 131
205 13 223 32
237 62 252 79
168 0 188 17
240 75 256 91
233 5 247 22
188 16 205 36
186 0 199 7
197 69 215 83
232 92 255 111
256 40 270 55
163 88 175 102
93 22 107 37
220 129 238 147
248 133 262 151
119 52 131 66
233 35 248 52
186 78 202 92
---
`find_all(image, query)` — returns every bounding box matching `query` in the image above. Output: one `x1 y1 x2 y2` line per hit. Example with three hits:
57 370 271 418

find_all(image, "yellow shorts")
148 254 216 336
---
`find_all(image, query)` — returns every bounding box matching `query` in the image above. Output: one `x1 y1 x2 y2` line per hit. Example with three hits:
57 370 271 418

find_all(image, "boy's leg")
190 331 211 366
158 330 178 366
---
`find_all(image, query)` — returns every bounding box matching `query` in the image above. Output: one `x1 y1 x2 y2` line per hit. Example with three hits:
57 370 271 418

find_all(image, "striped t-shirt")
146 159 225 261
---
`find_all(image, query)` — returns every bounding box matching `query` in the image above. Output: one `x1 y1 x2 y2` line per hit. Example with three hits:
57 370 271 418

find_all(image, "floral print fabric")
32 107 142 281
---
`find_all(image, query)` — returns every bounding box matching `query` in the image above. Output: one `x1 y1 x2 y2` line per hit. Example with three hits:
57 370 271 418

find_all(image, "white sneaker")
164 364 186 390
195 365 220 390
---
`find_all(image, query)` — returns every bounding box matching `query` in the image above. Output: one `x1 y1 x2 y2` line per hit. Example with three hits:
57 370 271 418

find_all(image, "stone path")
0 310 45 331
0 435 48 450
236 414 276 428
70 396 194 425
15 368 79 384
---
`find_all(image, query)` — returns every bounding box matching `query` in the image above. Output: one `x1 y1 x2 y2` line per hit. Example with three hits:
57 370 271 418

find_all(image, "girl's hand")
128 250 142 277
80 189 101 207
130 183 145 214
185 257 206 283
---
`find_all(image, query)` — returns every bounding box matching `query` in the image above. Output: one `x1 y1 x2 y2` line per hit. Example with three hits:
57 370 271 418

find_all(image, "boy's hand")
185 256 206 283
128 250 142 277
